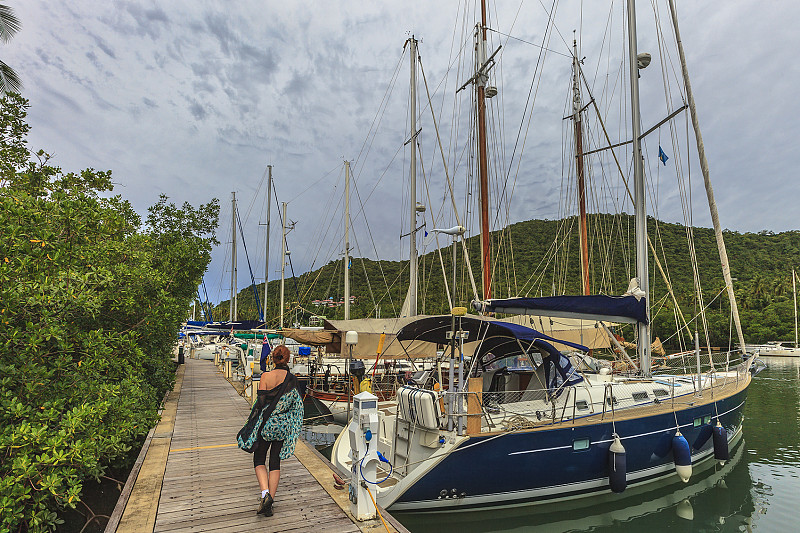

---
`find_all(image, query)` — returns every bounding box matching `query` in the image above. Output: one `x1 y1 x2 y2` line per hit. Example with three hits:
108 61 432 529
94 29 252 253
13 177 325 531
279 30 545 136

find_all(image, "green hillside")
212 214 800 348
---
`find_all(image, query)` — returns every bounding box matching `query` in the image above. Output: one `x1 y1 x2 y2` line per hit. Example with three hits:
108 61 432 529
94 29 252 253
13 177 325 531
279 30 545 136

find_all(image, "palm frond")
0 60 22 93
0 4 21 43
0 4 22 43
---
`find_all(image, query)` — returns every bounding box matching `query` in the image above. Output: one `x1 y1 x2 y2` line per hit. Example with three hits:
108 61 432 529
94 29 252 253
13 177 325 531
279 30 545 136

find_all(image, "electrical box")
348 391 379 520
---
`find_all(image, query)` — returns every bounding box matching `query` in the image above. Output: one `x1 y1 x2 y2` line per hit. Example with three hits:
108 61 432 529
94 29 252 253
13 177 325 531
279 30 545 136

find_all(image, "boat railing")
437 358 751 432
651 348 742 374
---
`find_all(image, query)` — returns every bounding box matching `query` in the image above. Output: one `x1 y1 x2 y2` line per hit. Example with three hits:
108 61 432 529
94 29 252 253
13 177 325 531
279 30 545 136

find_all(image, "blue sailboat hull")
391 388 747 510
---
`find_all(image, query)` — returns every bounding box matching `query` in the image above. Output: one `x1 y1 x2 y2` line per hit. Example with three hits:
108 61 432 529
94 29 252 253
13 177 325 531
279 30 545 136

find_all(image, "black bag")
237 371 292 453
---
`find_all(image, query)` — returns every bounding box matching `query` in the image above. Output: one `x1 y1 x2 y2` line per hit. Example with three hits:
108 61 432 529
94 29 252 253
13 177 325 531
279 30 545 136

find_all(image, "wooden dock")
107 358 407 533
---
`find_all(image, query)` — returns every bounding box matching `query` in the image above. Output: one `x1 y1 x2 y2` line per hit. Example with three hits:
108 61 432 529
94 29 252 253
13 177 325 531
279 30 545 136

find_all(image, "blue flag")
658 146 669 166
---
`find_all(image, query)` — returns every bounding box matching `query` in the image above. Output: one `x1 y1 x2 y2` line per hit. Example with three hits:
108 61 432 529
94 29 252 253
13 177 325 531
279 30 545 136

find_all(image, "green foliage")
0 4 22 94
220 213 799 350
0 94 219 532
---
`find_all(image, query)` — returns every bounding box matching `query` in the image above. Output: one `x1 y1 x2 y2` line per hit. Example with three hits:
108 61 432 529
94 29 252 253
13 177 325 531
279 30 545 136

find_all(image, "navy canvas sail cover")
396 315 585 392
474 294 648 325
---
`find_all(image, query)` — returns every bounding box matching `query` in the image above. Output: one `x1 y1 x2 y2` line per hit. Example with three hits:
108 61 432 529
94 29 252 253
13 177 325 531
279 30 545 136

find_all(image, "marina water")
303 357 800 532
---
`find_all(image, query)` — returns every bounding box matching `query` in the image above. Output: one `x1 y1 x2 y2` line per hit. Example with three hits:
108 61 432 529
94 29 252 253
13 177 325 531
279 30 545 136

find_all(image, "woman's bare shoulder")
259 368 288 389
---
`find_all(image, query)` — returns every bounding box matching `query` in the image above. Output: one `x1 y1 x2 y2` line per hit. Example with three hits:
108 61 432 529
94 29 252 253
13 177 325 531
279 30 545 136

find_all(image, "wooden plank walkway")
115 358 369 532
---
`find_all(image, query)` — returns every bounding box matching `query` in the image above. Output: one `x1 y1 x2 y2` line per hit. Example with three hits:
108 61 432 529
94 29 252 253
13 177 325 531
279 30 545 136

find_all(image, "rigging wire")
484 27 571 58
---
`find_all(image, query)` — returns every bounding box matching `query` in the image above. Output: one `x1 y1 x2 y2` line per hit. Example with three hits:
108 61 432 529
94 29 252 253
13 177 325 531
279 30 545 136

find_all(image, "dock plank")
150 359 360 533
111 358 405 533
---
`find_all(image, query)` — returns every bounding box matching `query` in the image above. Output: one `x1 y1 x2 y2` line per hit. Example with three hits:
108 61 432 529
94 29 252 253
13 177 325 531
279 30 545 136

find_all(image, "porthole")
573 438 590 451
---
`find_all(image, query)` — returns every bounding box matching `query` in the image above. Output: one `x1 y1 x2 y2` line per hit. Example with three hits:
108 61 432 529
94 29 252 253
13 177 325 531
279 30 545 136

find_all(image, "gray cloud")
121 1 171 39
6 0 799 304
188 100 208 120
93 35 116 59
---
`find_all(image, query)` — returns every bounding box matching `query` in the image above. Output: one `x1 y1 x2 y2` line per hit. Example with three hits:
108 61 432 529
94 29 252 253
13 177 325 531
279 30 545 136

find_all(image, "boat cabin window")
573 438 590 451
703 415 712 425
484 353 535 372
575 400 589 411
653 389 669 398
632 391 649 402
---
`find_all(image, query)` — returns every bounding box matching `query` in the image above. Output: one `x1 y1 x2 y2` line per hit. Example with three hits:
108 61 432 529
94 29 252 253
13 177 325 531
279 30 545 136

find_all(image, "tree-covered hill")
215 214 799 348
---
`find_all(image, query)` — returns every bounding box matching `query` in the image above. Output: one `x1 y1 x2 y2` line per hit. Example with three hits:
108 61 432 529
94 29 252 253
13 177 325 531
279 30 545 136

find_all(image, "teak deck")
109 358 403 533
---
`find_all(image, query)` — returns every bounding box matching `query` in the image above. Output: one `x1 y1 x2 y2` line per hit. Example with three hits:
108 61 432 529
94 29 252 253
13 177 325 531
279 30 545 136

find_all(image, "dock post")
251 375 260 404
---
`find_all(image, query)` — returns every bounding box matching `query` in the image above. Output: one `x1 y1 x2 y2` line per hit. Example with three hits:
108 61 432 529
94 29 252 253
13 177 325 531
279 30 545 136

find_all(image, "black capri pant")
253 438 284 471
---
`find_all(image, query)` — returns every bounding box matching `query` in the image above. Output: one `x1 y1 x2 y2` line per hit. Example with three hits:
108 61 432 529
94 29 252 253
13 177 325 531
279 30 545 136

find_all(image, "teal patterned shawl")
238 386 304 459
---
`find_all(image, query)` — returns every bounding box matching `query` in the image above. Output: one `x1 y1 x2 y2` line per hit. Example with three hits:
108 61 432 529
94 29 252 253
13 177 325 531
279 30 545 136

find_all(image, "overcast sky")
6 1 799 304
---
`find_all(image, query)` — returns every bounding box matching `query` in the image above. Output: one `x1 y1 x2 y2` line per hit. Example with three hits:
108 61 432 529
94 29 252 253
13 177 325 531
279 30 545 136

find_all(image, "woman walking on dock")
237 344 303 517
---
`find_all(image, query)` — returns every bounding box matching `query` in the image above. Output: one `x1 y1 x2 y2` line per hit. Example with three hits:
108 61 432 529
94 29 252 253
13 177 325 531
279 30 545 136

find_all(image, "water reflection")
396 440 755 532
743 356 800 532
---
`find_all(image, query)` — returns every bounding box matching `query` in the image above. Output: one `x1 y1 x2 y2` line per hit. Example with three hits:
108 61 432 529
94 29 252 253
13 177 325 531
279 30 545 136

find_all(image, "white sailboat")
330 0 761 512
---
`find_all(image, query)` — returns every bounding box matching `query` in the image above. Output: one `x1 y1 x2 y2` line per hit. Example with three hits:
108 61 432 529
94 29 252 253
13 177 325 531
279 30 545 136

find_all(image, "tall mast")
572 38 590 296
794 269 798 348
626 0 651 375
666 0 746 352
230 191 238 322
476 0 492 300
408 36 419 316
280 202 287 329
263 165 272 326
344 160 351 320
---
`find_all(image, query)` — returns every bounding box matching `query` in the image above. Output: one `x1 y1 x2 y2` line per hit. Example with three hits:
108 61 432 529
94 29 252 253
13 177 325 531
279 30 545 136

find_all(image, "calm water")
305 358 800 532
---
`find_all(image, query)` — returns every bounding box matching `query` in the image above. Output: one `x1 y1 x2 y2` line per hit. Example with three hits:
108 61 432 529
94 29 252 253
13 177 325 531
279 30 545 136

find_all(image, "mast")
408 36 419 316
626 0 651 375
230 191 238 322
344 160 351 320
263 165 272 325
280 202 287 329
408 35 417 316
572 38 590 296
476 0 492 300
794 268 798 348
666 0 747 352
